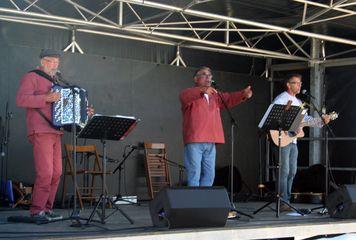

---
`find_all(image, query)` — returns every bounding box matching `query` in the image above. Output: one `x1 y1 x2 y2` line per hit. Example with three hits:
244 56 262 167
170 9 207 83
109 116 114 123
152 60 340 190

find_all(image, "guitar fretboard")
301 117 324 128
301 111 338 128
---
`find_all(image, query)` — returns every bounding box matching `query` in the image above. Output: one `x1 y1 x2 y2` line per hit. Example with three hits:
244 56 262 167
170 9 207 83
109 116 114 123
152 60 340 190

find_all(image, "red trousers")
28 133 62 215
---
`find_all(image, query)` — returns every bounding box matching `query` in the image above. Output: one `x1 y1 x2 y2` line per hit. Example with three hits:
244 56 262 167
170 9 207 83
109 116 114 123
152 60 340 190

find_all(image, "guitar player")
272 73 330 211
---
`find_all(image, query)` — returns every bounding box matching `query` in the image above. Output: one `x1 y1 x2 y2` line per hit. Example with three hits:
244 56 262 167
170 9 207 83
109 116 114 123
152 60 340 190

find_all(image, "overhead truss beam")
116 0 356 46
0 0 355 62
293 0 356 27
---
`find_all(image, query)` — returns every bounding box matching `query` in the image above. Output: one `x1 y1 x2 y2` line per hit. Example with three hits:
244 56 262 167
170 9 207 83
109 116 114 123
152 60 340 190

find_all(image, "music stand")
254 103 305 217
77 114 138 224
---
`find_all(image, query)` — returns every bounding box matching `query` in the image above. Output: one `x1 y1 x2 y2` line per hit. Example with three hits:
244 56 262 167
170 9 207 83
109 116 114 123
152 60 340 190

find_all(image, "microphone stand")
0 102 12 206
212 82 252 219
0 116 3 203
112 146 140 205
50 73 87 226
56 72 71 86
155 155 185 186
303 94 335 214
69 83 82 226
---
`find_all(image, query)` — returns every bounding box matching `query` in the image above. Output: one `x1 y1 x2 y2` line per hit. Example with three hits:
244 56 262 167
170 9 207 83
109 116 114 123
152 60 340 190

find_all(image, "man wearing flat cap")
16 49 68 221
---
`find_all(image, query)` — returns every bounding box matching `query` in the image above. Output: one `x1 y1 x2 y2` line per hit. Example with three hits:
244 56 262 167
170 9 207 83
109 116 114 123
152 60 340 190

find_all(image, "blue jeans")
277 143 298 203
184 143 216 186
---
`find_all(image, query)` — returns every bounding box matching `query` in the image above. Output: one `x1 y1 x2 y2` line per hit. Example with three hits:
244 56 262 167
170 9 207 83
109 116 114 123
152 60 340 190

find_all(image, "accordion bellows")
51 85 88 128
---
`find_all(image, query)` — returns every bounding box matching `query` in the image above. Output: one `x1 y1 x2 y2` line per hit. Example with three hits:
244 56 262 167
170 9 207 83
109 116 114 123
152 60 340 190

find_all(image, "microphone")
55 70 70 86
301 89 315 99
128 144 139 149
211 79 218 89
122 144 139 158
55 69 62 78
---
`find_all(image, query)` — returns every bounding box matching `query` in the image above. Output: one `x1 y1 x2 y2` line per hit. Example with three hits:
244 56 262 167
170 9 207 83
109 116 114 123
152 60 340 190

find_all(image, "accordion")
51 85 88 129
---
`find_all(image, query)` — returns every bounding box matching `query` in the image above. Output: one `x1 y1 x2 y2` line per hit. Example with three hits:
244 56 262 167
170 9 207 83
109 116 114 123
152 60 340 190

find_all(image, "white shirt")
273 91 306 144
273 91 302 106
204 93 209 103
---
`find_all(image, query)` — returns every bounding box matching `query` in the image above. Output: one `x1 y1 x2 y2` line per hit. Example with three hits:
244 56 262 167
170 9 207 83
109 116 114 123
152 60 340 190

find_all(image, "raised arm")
218 86 252 109
179 87 216 107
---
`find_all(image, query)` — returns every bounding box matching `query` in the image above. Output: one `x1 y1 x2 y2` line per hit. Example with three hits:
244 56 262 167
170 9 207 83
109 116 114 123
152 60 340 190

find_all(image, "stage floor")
0 201 355 240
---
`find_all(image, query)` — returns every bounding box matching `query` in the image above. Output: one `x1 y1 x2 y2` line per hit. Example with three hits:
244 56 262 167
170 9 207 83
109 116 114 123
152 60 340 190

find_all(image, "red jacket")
180 87 246 144
16 71 63 137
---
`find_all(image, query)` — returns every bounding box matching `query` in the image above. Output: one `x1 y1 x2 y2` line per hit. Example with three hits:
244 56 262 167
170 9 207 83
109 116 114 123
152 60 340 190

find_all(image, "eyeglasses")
289 81 302 85
196 73 213 78
43 58 60 64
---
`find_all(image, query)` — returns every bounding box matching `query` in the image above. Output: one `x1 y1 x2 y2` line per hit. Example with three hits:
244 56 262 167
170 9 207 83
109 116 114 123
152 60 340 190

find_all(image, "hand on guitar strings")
321 114 331 125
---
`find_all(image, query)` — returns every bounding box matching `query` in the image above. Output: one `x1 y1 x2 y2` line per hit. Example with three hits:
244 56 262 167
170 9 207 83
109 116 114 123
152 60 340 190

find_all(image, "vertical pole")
118 1 123 26
266 58 272 182
309 39 324 166
230 124 234 204
71 30 75 53
225 21 229 45
102 140 107 223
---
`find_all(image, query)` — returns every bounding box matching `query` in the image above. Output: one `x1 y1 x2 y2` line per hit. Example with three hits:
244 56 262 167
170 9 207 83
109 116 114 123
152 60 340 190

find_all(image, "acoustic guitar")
269 111 338 147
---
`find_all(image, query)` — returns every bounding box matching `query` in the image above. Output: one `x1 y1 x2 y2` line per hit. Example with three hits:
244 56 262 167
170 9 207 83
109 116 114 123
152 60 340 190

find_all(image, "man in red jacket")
16 49 93 221
179 66 252 186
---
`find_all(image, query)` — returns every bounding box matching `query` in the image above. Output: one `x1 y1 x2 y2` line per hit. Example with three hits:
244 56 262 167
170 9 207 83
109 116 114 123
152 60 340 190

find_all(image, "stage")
1 201 355 240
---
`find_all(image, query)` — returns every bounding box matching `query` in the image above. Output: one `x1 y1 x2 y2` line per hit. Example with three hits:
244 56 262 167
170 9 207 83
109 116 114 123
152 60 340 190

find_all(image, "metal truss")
170 46 187 67
1 0 356 63
293 0 356 59
294 0 356 27
63 29 84 54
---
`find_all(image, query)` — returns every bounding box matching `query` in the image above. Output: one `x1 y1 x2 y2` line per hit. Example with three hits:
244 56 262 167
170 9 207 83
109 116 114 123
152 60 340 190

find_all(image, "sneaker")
280 204 292 212
228 210 238 219
45 210 63 220
31 210 50 222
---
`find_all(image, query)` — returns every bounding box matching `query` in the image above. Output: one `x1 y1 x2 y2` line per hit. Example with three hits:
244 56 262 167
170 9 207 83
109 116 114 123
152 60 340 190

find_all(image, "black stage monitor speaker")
149 187 230 228
326 184 356 219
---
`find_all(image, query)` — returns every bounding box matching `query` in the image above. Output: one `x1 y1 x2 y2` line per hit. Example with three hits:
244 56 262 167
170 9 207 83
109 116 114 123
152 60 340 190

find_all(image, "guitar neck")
301 117 323 128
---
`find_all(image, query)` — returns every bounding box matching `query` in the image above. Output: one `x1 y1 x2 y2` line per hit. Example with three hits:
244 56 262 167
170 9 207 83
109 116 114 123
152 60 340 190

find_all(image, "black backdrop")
325 66 356 184
0 44 269 200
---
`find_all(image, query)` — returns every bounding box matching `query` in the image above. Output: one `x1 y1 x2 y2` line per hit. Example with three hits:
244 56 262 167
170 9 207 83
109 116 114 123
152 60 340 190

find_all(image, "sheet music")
78 114 139 140
258 104 274 129
258 103 304 132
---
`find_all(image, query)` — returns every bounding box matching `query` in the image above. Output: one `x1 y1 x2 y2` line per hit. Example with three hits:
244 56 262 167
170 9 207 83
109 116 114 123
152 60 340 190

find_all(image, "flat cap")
39 49 62 58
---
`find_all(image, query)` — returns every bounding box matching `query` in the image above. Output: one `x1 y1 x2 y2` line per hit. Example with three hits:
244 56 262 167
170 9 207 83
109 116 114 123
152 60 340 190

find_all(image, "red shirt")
179 87 246 144
16 71 63 137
